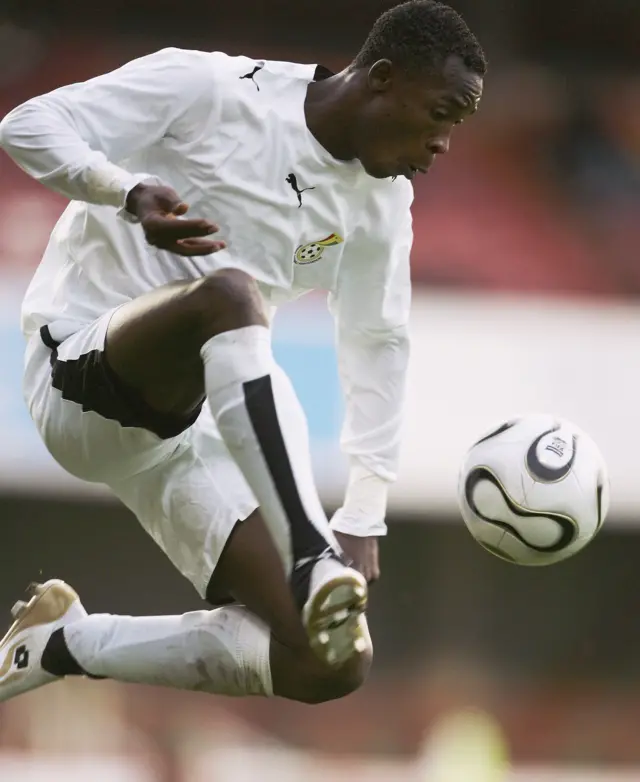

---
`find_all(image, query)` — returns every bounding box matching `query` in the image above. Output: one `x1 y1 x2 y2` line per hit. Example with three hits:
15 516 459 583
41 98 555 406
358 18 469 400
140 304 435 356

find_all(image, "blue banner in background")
0 295 43 479
272 298 343 445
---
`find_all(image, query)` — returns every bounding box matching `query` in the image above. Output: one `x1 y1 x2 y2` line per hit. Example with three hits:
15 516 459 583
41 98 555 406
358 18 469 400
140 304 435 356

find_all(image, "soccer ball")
458 414 610 566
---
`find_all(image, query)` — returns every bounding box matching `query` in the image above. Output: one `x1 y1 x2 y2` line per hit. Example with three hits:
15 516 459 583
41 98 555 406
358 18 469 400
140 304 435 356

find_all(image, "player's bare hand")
126 183 226 257
334 532 380 584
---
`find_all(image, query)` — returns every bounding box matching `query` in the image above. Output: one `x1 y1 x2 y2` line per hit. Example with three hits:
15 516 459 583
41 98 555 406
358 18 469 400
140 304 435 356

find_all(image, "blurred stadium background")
1 0 640 779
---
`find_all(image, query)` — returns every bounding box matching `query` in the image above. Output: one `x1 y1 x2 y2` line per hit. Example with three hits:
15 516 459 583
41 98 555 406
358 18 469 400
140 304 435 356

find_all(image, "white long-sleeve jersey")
0 47 413 536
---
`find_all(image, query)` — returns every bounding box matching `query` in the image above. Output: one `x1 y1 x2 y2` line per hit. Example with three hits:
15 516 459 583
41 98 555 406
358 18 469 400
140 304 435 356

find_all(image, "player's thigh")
104 272 267 417
105 281 205 418
24 315 186 484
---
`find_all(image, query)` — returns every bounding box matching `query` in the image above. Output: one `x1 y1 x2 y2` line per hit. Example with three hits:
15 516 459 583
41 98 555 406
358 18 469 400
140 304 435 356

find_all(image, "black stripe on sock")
242 375 330 568
41 627 105 679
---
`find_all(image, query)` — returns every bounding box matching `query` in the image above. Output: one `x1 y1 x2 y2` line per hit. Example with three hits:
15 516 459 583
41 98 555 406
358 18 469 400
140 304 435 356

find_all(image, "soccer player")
0 1 485 705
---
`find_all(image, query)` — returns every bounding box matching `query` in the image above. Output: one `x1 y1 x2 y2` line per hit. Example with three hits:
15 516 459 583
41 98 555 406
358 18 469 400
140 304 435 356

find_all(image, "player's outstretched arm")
328 183 414 580
0 48 219 214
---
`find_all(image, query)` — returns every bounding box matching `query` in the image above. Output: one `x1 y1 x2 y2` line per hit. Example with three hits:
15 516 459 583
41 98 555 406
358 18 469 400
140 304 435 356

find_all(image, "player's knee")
296 644 373 705
320 644 373 703
188 268 268 339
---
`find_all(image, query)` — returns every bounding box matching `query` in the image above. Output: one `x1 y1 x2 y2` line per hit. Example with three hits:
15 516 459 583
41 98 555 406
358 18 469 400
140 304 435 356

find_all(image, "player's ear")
367 60 394 94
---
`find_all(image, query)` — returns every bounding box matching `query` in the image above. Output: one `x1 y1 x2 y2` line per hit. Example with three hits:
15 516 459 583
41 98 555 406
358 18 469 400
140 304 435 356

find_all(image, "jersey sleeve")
328 181 413 537
0 48 221 210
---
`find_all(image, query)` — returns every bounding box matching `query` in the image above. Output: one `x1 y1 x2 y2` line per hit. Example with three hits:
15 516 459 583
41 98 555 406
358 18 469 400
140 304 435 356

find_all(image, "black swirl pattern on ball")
526 426 577 483
472 420 517 448
465 467 577 553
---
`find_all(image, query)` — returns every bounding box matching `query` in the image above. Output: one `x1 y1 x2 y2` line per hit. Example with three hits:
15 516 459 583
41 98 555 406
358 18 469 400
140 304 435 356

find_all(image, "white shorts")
23 309 259 599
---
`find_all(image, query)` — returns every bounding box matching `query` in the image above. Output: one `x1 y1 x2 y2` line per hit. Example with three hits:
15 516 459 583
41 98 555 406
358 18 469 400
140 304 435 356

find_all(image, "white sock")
201 326 337 575
62 606 272 697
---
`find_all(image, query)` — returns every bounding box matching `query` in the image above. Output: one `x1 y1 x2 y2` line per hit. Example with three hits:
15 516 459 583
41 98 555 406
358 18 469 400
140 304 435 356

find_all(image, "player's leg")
99 408 371 702
205 509 372 702
102 270 367 662
0 577 370 705
0 435 370 706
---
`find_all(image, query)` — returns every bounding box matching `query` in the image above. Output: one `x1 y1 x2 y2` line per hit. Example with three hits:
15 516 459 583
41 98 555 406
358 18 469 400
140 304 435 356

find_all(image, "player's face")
356 55 483 180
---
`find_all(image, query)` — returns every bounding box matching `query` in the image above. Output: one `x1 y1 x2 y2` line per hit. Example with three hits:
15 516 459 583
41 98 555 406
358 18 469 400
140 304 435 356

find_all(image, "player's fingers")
171 202 189 217
146 216 220 241
171 218 220 238
367 554 380 584
368 568 380 584
173 238 227 256
171 219 220 239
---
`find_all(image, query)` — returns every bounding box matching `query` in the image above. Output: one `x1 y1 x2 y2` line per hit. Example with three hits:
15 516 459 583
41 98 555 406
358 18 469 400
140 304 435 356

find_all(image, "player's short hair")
354 1 487 78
